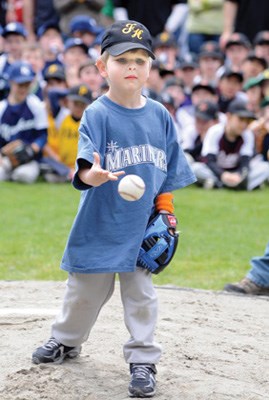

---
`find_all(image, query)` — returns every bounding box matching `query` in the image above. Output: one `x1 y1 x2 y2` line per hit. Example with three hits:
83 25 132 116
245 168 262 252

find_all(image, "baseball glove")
137 213 179 274
1 140 35 168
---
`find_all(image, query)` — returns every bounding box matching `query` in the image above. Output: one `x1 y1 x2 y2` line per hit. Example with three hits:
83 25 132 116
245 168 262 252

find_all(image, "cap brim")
107 42 155 59
67 94 91 104
233 111 256 119
195 111 215 121
11 77 33 83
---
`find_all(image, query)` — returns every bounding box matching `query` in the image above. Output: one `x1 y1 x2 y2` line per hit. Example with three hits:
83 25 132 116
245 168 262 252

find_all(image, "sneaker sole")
128 388 156 398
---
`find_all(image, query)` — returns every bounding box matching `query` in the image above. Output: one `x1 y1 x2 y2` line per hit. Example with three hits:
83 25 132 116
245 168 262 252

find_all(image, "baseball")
118 174 146 201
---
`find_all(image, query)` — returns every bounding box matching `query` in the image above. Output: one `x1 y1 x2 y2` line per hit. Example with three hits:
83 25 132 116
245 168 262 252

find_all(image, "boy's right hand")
78 152 125 187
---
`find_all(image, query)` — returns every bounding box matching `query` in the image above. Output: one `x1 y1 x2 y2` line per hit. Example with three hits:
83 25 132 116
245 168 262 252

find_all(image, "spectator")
254 31 269 65
249 96 269 162
21 42 46 100
217 69 245 113
195 49 224 87
43 63 69 146
0 22 27 77
0 22 28 99
63 38 89 87
220 0 269 47
78 59 104 99
186 0 224 54
143 60 166 99
112 0 188 38
53 0 106 36
177 55 199 99
69 15 104 48
162 76 187 110
0 1 7 27
177 82 219 132
222 32 251 72
183 100 219 160
159 91 181 141
43 83 93 183
224 241 269 296
37 22 64 71
22 0 60 43
0 61 47 183
198 99 269 190
5 0 23 24
241 53 267 84
153 31 180 71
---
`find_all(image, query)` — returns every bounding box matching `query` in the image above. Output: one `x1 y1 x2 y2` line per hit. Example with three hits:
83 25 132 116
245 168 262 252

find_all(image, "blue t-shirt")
61 95 196 274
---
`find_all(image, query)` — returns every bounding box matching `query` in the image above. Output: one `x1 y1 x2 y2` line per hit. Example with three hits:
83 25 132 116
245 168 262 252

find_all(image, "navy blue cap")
37 22 61 38
44 64 66 81
101 20 155 59
69 15 103 35
7 61 35 83
64 38 88 53
3 22 27 38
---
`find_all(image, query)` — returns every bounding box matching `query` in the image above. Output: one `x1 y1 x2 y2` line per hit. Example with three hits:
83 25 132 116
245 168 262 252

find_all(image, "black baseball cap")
195 100 219 121
225 33 251 50
220 69 244 83
101 20 155 59
192 82 217 95
67 84 93 104
44 64 66 81
227 99 256 119
254 31 269 46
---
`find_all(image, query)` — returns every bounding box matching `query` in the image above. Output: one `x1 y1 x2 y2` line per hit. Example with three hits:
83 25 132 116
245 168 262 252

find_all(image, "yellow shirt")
58 114 80 168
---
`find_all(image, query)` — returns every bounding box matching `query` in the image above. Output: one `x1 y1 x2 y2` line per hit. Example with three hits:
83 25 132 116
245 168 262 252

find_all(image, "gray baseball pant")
51 268 162 364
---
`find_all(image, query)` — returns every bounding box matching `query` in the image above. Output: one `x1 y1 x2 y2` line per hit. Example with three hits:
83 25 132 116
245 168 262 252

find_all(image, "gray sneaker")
224 277 269 296
128 363 157 398
32 337 81 364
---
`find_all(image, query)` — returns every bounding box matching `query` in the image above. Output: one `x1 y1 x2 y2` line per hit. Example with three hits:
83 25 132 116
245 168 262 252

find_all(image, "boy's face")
98 49 151 93
9 81 32 103
191 89 216 106
22 49 44 73
218 76 242 99
67 98 88 119
4 34 25 59
227 113 250 135
63 46 89 67
80 64 103 91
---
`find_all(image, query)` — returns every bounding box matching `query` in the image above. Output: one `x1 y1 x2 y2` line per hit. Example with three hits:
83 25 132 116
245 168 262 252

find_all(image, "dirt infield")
1 280 268 400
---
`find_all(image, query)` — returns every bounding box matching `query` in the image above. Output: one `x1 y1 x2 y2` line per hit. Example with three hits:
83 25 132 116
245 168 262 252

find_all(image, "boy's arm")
77 152 125 187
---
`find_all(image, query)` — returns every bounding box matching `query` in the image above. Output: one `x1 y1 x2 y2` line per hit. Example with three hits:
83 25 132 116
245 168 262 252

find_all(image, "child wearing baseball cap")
32 20 196 397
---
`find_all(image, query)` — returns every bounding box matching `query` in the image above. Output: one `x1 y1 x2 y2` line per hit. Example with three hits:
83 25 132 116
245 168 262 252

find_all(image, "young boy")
32 20 196 398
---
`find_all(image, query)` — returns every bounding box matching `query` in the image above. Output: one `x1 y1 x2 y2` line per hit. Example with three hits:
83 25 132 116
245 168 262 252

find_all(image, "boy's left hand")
78 152 125 186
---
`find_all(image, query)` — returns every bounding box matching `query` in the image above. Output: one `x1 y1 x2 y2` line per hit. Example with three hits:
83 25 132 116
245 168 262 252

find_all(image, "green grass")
0 181 268 289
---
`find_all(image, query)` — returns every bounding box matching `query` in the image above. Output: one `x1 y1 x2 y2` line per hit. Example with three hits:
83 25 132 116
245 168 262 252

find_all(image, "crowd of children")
0 10 269 189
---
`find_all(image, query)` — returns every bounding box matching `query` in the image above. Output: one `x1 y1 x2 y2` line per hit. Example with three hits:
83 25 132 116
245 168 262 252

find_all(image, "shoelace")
132 366 151 380
44 337 61 350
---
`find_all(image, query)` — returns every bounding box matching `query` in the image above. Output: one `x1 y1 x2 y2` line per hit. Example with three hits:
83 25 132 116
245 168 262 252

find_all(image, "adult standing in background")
220 0 269 48
186 0 224 54
112 0 188 38
52 0 107 36
22 0 60 43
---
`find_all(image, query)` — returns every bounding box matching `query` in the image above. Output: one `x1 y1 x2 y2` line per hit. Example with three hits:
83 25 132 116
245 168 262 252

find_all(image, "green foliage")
0 182 268 289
